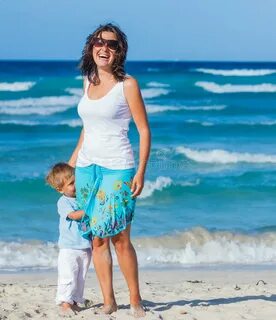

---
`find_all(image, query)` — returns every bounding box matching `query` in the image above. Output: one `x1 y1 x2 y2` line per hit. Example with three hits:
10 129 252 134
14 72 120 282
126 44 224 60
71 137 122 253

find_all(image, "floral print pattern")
75 165 136 239
96 190 107 205
113 180 123 190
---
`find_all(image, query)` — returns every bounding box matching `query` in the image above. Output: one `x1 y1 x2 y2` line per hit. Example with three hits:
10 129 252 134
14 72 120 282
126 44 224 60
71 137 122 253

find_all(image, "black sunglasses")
93 38 119 51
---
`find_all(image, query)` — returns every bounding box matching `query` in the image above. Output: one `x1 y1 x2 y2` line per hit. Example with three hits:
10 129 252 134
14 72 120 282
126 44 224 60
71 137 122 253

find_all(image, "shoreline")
1 262 276 275
1 268 276 319
2 227 276 269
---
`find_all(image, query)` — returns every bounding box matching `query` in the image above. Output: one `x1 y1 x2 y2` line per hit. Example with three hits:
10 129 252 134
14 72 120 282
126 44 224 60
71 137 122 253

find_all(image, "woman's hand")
131 171 144 198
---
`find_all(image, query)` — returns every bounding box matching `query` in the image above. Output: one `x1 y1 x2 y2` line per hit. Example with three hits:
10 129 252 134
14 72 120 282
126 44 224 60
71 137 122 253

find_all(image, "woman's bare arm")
68 129 84 167
68 78 86 167
124 77 151 197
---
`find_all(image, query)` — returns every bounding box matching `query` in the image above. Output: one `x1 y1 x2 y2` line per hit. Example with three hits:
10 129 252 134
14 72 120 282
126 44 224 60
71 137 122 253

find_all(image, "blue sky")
0 0 275 61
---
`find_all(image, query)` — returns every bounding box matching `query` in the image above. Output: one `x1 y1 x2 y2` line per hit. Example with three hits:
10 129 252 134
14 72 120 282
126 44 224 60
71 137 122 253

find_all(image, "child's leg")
73 248 92 304
56 249 79 308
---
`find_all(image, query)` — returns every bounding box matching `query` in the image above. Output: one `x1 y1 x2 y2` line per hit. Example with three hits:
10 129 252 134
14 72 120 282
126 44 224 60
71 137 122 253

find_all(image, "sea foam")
140 176 173 199
0 241 58 271
0 81 35 91
140 176 200 199
0 120 41 126
146 104 226 114
186 119 214 126
196 81 276 93
0 119 83 127
60 119 82 127
2 227 276 270
0 106 73 116
141 88 170 99
146 81 170 88
0 95 79 107
65 88 83 96
134 227 276 266
185 119 276 127
176 146 276 164
195 68 276 76
0 95 79 115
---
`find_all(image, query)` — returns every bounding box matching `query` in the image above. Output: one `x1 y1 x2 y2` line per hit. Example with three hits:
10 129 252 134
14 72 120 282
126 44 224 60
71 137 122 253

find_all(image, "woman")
68 23 151 317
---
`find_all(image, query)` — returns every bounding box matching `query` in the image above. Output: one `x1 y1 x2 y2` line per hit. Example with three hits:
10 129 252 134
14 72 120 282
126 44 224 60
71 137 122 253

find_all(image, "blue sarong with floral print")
75 164 136 239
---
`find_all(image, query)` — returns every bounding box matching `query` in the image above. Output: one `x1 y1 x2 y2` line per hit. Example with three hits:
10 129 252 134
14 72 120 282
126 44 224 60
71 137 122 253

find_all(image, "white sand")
0 268 276 319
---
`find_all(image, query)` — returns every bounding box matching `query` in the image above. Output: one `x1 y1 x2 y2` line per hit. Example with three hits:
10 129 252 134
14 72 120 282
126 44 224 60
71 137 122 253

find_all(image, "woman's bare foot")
101 302 118 314
130 304 146 318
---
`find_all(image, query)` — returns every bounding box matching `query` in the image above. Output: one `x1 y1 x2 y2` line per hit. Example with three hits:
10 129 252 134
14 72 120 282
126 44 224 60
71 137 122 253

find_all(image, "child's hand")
68 210 85 221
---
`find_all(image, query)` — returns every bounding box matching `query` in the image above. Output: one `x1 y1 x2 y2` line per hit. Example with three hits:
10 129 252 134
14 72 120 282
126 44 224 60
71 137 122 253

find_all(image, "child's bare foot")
101 302 118 314
60 302 75 314
130 304 146 318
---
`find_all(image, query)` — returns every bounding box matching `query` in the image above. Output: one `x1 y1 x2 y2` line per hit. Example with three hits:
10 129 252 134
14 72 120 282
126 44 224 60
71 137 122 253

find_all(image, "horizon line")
0 59 276 64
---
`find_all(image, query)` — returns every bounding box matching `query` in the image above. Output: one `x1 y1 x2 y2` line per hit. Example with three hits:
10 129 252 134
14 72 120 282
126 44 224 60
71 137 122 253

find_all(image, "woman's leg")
111 225 145 316
92 237 117 313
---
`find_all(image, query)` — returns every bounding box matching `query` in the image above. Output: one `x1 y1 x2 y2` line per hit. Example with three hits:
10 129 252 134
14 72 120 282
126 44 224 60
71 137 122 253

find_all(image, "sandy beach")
1 267 276 320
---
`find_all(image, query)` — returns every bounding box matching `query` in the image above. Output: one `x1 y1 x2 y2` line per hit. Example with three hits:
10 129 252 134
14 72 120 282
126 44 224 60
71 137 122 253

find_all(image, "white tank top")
76 77 135 169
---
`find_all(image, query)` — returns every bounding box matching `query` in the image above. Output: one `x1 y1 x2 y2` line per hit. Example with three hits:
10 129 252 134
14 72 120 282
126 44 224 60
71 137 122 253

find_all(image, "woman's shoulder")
123 75 140 90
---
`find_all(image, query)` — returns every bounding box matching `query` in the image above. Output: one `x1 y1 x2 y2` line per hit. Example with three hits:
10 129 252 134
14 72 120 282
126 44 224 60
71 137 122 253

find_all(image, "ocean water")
1 60 276 271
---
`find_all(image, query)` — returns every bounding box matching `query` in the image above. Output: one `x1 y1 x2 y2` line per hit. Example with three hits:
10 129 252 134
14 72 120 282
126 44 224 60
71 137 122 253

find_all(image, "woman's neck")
97 68 115 81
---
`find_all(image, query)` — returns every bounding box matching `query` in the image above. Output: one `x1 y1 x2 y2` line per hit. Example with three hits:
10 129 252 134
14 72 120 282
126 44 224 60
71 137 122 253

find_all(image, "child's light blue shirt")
57 195 91 249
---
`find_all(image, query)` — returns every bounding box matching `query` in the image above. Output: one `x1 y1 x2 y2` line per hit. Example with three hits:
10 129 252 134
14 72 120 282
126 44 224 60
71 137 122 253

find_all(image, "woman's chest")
87 83 117 100
78 92 129 120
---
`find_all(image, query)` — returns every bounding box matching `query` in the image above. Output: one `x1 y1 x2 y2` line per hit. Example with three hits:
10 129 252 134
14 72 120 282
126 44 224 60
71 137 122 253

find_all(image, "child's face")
61 175 76 197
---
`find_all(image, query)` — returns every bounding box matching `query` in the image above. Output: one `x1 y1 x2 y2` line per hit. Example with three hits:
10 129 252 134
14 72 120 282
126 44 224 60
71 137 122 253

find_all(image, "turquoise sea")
1 60 276 271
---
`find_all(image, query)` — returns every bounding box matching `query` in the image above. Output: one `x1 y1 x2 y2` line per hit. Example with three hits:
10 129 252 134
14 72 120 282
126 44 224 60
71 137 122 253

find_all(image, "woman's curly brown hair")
79 23 128 85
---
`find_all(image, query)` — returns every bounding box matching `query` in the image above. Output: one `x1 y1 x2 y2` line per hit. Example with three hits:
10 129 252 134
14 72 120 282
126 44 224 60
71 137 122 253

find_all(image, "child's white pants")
56 248 91 305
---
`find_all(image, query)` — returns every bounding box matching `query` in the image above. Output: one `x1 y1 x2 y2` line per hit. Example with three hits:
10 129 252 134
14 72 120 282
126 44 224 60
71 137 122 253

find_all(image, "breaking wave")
0 81 35 91
176 146 276 164
195 68 276 76
196 81 276 93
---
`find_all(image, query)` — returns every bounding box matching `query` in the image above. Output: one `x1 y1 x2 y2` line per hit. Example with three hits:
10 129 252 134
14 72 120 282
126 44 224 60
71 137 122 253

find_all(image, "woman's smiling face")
92 31 118 69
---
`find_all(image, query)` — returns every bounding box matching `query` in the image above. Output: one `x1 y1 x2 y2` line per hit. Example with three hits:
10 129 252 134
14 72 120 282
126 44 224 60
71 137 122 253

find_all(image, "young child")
46 162 92 313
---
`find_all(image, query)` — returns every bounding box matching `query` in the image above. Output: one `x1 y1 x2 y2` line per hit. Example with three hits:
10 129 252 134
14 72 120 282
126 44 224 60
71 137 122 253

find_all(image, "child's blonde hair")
46 162 74 191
